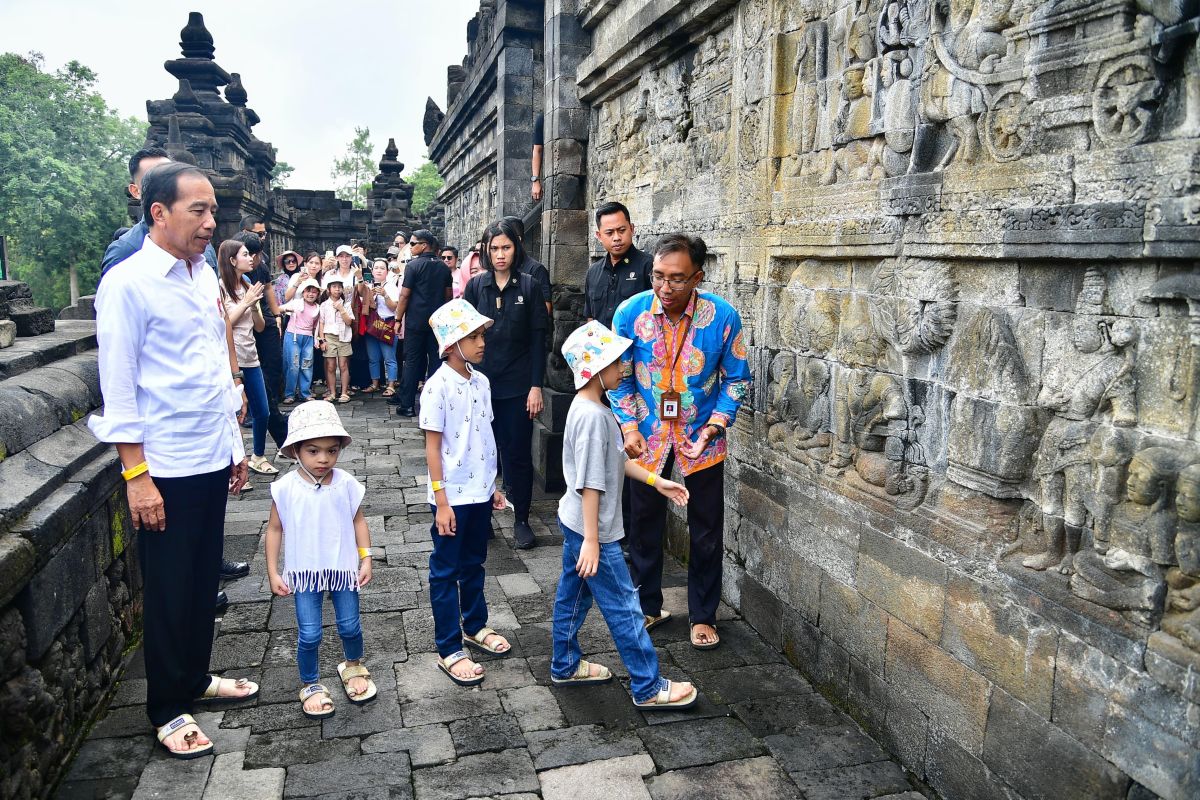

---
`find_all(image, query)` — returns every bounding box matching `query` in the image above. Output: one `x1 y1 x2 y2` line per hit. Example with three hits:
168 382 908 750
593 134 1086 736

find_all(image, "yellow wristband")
646 472 657 487
358 547 371 560
121 462 149 481
431 480 445 492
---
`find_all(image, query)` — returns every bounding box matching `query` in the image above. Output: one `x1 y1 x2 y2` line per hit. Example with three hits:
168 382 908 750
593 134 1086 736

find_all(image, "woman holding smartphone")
218 239 278 477
361 259 401 396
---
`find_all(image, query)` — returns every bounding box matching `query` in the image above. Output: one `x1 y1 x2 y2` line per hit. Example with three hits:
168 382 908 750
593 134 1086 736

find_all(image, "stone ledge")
0 319 96 381
0 352 101 461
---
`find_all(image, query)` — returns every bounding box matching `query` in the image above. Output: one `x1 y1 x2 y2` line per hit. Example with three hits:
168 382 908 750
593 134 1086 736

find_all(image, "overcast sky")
0 0 480 188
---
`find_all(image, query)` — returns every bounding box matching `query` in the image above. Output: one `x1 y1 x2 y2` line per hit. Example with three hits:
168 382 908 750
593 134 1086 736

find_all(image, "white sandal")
634 680 698 711
551 659 612 686
195 675 259 704
156 713 213 759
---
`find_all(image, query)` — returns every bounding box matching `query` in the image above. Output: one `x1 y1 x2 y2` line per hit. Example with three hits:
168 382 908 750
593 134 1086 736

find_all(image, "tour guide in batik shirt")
610 232 751 650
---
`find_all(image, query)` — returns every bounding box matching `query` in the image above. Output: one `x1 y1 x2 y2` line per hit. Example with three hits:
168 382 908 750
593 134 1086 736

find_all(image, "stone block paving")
56 396 930 800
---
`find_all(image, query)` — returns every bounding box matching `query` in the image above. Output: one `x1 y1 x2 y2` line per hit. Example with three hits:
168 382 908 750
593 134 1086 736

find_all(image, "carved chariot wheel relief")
1092 56 1161 147
981 89 1034 162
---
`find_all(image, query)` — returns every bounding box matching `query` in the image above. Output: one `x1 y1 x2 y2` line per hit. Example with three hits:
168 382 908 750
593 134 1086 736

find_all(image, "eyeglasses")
441 255 455 262
651 273 698 290
283 260 297 266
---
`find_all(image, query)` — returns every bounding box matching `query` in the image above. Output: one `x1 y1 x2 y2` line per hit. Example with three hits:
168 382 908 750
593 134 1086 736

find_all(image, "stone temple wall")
569 0 1200 797
0 309 139 799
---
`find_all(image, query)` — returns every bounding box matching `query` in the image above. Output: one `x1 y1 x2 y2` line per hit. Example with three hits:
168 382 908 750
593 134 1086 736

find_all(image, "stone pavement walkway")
57 394 929 800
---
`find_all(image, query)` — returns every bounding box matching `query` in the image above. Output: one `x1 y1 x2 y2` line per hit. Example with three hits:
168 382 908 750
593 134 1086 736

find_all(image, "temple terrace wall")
431 0 1200 797
0 298 137 800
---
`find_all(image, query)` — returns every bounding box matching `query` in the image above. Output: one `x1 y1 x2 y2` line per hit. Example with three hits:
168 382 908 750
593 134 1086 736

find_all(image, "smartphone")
324 250 334 260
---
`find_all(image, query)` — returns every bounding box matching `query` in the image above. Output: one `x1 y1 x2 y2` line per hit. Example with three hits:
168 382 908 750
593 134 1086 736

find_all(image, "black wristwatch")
706 424 724 439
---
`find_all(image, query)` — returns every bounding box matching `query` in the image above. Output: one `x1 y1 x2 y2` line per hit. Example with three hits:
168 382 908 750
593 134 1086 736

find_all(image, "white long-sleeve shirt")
88 236 245 476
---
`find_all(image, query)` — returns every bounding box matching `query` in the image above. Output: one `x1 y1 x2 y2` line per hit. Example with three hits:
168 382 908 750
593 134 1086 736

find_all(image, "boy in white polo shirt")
420 299 511 686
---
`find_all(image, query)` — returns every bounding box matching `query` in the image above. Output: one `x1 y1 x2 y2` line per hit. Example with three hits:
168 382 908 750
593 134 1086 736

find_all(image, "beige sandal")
463 626 511 655
337 661 378 705
644 611 672 631
299 683 335 719
438 651 484 686
156 713 213 759
195 675 259 704
635 680 699 711
551 659 612 686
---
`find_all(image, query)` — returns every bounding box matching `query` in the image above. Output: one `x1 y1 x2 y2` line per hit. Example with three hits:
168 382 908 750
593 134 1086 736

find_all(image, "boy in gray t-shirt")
552 321 700 710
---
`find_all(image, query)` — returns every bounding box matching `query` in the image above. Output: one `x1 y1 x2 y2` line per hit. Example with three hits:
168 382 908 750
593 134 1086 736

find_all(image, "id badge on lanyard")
660 315 690 422
660 390 681 420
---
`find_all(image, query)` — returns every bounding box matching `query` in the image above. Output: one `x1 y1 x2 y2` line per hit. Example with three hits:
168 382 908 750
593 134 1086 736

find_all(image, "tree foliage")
0 53 144 310
270 160 295 189
331 126 375 208
406 160 444 216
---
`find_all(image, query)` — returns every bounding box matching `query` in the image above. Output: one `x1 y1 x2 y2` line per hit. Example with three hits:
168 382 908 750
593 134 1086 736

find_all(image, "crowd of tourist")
88 148 751 760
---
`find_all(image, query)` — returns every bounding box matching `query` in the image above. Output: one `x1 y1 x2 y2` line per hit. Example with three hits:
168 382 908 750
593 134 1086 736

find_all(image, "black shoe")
220 559 250 579
514 520 536 550
215 590 229 613
395 407 415 417
386 395 403 406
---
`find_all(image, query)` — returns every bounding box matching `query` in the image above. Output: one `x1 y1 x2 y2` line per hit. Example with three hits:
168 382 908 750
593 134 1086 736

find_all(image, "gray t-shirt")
557 398 626 543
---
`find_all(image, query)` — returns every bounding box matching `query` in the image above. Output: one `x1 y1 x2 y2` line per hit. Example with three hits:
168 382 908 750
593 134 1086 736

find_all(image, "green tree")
330 126 375 208
406 160 444 215
270 160 295 189
0 53 144 310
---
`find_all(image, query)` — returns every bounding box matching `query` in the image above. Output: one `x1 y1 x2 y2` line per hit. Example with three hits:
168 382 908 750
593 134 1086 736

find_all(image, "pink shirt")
283 297 319 335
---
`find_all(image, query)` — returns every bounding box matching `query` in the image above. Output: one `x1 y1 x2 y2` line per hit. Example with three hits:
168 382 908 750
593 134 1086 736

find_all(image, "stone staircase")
0 279 55 347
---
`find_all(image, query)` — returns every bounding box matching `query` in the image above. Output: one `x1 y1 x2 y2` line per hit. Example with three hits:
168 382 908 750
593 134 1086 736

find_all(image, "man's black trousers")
399 324 440 410
628 450 724 625
139 467 229 727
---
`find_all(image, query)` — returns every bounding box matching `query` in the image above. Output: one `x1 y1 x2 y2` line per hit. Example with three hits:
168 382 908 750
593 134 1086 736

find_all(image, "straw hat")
429 298 494 355
279 400 352 458
561 320 633 390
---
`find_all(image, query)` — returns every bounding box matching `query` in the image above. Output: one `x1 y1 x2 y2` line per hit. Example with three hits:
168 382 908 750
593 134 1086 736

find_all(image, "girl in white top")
266 400 378 718
217 239 278 477
316 274 355 403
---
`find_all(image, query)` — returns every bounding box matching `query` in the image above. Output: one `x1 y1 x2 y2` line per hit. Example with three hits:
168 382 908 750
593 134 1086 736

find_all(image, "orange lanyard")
660 313 691 392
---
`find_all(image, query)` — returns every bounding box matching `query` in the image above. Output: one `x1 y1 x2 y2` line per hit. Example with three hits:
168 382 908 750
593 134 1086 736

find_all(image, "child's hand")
576 538 600 579
268 573 291 596
358 555 373 588
656 478 690 507
492 490 507 511
435 504 457 537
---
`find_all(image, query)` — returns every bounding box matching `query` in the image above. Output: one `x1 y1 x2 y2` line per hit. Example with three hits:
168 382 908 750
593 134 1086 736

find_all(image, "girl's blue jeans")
365 334 399 382
283 331 314 399
551 519 666 703
242 365 269 457
293 589 363 685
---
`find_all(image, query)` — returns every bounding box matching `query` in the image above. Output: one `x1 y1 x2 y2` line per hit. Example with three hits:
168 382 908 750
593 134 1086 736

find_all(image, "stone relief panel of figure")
787 19 830 176
828 296 932 509
1071 445 1194 627
765 351 835 466
1163 463 1200 651
1018 273 1140 575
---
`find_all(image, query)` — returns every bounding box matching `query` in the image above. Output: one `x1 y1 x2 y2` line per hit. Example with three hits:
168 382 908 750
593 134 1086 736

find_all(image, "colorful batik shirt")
610 290 751 476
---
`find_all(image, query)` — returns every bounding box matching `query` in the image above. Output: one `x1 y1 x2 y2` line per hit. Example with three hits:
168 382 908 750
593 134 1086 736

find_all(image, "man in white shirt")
89 162 258 759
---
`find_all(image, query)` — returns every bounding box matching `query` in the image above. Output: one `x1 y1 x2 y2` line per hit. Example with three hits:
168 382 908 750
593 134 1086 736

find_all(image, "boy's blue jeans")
428 501 491 658
552 519 666 703
294 589 363 685
283 331 314 399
